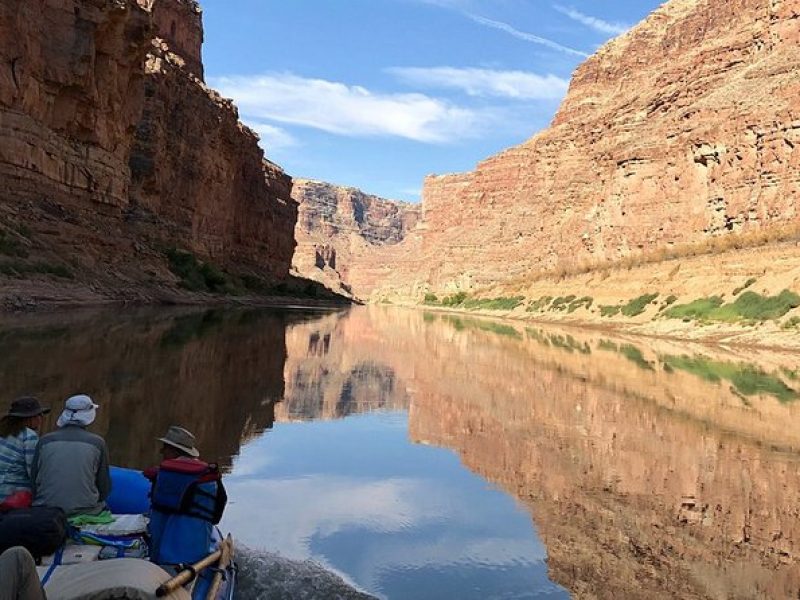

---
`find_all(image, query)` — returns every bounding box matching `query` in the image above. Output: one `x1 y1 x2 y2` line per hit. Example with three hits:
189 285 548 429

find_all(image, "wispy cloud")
408 0 590 57
388 66 569 100
212 73 491 144
553 5 630 36
464 13 589 57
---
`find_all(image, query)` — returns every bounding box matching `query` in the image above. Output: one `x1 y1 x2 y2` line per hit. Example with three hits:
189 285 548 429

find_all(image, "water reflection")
273 307 800 598
0 308 322 468
224 413 565 599
2 306 800 598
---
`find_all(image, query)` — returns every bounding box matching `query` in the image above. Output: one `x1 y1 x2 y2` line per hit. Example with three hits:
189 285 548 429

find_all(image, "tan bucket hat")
158 425 200 458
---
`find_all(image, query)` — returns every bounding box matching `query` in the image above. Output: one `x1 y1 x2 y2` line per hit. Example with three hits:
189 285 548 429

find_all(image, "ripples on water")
2 306 799 598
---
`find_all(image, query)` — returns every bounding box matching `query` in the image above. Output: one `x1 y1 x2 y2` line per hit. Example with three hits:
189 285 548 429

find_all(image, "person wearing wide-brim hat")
158 425 201 460
31 394 111 517
0 396 50 506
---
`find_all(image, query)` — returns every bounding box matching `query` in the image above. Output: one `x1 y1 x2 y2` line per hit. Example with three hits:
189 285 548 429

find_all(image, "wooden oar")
205 535 234 600
156 549 223 597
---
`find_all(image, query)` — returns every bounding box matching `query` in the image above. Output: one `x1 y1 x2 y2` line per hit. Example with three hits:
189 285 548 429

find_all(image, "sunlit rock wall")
366 0 800 297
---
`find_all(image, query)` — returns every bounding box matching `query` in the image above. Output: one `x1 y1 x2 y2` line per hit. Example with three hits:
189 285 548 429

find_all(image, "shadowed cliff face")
275 307 800 599
0 0 297 305
0 308 325 469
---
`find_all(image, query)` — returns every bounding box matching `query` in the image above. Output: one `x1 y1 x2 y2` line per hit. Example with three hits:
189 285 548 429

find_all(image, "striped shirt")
0 428 38 501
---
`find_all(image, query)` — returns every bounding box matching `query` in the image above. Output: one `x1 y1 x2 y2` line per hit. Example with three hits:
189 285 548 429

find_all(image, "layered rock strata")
0 0 297 304
291 179 420 298
364 0 800 298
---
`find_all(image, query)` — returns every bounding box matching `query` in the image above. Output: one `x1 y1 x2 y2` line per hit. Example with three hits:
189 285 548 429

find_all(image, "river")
1 306 798 599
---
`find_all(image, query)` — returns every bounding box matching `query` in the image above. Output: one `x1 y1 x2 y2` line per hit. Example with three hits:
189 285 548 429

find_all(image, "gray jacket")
31 424 111 516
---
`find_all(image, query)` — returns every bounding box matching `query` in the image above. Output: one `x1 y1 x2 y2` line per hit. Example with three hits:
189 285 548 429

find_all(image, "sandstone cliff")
291 179 420 298
363 0 800 298
0 0 299 308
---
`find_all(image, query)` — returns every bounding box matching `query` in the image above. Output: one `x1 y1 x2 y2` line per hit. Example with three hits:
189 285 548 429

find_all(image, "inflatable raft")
36 467 236 600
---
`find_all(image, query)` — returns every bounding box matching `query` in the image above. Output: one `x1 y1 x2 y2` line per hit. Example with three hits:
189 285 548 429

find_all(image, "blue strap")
41 546 63 586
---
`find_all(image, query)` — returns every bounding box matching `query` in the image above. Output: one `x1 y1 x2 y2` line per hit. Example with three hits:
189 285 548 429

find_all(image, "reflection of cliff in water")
0 308 325 469
352 307 800 599
277 312 410 421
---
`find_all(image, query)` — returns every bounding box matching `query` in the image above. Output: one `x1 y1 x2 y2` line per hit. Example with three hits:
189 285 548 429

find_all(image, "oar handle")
204 536 234 600
156 549 223 596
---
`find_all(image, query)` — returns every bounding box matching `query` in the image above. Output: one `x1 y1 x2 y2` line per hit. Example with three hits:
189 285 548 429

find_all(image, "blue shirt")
0 427 38 501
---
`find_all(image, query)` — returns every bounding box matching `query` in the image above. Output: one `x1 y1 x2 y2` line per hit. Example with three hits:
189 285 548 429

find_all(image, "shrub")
728 290 800 321
600 305 621 318
550 295 577 311
663 296 724 320
464 296 524 310
527 296 553 312
0 231 28 258
733 278 757 296
166 248 237 294
441 291 468 307
621 293 659 317
423 293 439 305
664 290 800 323
569 296 594 313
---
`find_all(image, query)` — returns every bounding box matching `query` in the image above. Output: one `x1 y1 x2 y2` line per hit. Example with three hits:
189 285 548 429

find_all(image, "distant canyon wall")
0 0 297 301
357 0 800 298
291 179 420 298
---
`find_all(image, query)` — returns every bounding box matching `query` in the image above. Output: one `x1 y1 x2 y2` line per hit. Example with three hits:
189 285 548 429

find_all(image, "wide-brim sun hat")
158 425 200 458
5 396 50 419
56 394 99 428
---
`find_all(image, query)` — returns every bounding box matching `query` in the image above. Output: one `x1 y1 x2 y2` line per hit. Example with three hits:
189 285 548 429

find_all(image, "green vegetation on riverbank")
663 290 800 323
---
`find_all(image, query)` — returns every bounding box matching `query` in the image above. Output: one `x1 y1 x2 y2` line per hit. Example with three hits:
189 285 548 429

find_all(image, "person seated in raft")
0 547 46 600
0 397 50 511
31 395 112 519
144 426 227 566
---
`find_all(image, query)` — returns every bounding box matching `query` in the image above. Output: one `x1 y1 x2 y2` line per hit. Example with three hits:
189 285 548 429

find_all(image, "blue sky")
202 0 664 202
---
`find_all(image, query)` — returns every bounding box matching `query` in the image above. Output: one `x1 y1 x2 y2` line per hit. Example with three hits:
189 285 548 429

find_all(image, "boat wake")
236 547 379 600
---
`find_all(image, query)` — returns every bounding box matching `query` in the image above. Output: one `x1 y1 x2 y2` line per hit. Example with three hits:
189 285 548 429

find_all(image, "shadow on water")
0 307 333 469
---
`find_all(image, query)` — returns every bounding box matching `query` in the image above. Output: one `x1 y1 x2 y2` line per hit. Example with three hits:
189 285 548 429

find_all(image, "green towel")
68 510 114 527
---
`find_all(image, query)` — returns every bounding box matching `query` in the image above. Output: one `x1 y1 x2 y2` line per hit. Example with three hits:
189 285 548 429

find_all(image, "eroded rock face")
291 179 421 298
129 39 297 279
0 0 151 210
0 0 297 302
365 0 800 298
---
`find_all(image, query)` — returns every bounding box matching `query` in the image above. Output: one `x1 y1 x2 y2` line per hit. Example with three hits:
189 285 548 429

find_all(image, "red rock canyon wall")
365 0 800 297
0 0 297 302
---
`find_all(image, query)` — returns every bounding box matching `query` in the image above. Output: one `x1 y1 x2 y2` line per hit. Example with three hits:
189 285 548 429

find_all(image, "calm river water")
2 306 799 599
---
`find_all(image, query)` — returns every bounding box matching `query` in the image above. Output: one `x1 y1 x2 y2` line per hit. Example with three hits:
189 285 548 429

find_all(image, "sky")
201 0 664 202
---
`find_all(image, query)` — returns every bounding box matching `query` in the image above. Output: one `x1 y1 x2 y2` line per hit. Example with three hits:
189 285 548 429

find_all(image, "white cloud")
388 66 569 100
553 5 630 36
250 123 298 152
211 73 489 144
464 13 590 57
221 476 443 562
